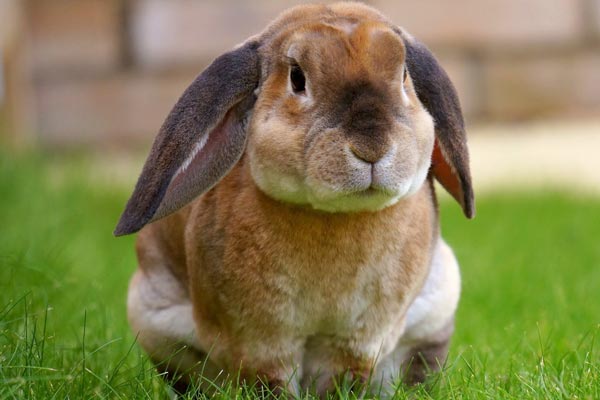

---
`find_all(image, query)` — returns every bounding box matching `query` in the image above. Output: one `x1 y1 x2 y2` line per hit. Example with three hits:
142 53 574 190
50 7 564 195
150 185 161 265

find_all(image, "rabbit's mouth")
249 144 430 214
301 152 432 213
248 119 434 214
303 179 408 213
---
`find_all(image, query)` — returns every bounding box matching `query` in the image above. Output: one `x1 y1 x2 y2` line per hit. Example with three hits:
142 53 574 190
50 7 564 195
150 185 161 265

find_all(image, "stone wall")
2 0 600 148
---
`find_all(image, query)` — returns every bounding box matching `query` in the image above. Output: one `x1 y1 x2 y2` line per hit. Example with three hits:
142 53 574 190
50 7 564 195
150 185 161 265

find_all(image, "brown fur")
119 2 474 396
138 161 437 391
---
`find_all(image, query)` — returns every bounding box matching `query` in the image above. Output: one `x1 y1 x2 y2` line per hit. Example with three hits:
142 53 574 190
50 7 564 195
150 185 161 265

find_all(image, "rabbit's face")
114 3 473 236
248 21 435 213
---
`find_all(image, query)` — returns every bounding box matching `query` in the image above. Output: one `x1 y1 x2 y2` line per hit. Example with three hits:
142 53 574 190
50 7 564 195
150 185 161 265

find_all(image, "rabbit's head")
115 3 474 236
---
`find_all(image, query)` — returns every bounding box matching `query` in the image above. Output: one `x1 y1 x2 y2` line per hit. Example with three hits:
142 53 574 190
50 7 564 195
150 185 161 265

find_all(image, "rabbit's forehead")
282 21 405 79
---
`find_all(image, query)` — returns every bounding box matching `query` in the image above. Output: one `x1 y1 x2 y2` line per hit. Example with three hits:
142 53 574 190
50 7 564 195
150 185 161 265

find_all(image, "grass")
0 149 599 399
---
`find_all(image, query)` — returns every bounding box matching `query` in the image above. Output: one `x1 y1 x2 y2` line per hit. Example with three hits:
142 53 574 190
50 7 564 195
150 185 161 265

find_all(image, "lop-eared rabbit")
115 2 474 397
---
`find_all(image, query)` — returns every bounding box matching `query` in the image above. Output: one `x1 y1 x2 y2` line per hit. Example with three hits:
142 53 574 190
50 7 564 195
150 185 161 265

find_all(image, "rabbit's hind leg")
399 238 460 385
127 269 221 394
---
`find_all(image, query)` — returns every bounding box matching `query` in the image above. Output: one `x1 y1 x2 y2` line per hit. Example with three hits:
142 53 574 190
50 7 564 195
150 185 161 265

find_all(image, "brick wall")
2 0 600 148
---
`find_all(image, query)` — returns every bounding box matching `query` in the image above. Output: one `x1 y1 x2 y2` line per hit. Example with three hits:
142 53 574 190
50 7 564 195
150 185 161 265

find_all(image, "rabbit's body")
128 160 460 394
117 3 473 396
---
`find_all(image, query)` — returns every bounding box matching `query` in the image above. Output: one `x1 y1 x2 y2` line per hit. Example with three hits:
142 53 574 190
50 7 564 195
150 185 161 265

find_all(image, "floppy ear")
402 35 475 218
114 41 261 236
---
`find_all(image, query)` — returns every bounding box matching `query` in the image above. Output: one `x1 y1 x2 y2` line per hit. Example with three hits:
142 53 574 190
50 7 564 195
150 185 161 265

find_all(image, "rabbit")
114 2 474 397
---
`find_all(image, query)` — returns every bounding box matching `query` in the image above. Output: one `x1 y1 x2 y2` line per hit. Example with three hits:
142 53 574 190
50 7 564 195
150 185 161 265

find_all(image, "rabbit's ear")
402 35 475 218
114 41 260 236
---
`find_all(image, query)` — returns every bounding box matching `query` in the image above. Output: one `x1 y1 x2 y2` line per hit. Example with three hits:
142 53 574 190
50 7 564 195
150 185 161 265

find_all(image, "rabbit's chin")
251 167 428 214
305 178 425 213
307 189 404 213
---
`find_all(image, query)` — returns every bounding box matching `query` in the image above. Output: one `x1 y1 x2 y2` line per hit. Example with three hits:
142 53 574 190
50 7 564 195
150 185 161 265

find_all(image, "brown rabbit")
115 2 474 397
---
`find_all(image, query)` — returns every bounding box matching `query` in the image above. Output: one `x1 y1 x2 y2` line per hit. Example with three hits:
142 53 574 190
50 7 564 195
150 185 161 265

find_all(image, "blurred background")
1 0 599 192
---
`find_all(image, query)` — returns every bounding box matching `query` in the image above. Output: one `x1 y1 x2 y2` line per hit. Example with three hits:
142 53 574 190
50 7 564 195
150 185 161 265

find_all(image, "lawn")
0 150 599 399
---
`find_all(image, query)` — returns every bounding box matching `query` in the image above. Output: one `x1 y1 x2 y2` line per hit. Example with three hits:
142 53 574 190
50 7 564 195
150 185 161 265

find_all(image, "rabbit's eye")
403 67 408 82
290 64 306 93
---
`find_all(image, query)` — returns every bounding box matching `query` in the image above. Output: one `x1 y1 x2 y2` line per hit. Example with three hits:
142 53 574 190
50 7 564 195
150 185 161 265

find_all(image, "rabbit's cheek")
371 144 416 198
384 138 433 199
305 133 371 194
247 119 310 205
250 163 310 205
404 109 436 195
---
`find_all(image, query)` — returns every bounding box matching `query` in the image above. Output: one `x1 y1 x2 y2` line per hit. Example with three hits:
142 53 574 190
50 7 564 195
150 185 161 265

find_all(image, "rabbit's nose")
350 144 389 164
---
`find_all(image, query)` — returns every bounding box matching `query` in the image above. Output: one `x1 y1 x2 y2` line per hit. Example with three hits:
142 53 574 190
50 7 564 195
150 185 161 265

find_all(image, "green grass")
0 150 599 399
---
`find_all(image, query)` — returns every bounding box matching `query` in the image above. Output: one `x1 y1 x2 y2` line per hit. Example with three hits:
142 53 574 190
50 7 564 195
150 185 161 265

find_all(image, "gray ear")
114 41 260 236
401 34 475 219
